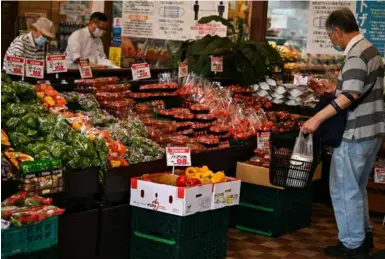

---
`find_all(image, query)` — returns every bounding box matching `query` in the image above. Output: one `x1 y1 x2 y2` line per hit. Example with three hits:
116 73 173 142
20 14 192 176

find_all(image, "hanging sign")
25 59 44 79
79 59 93 79
6 56 25 76
178 61 188 78
166 147 192 167
211 57 223 73
131 63 151 80
46 55 67 74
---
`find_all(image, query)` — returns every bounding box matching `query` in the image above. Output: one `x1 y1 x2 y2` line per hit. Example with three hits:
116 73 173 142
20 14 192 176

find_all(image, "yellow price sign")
109 47 121 68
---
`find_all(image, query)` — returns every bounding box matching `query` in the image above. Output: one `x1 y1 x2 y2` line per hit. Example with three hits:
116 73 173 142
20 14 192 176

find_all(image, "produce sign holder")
25 59 44 79
1 216 58 258
5 56 25 78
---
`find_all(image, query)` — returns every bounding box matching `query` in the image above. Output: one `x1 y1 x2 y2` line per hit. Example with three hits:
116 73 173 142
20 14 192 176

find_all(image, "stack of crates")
131 207 230 259
236 182 313 237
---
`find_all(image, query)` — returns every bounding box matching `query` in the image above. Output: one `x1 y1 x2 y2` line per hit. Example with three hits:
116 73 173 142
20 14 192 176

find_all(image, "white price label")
374 167 385 184
6 56 25 76
257 132 271 154
294 75 309 86
79 60 93 79
178 61 188 78
131 63 151 80
46 55 67 74
166 147 191 167
210 57 223 73
25 59 44 79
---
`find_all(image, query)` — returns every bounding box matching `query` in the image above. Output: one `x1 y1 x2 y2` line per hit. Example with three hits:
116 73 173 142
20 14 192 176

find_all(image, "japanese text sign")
178 61 188 78
46 55 67 74
79 59 93 79
25 59 44 79
166 147 191 167
131 63 151 80
211 57 223 73
6 56 25 76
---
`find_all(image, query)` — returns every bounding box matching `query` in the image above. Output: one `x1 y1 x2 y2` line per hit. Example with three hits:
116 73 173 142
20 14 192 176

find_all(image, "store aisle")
227 203 385 259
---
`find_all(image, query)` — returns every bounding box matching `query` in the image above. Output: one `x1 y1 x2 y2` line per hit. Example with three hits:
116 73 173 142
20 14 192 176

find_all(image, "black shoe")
324 242 369 258
364 232 374 251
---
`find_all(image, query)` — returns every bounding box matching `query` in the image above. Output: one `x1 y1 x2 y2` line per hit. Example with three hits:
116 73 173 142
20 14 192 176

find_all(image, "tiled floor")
227 203 385 259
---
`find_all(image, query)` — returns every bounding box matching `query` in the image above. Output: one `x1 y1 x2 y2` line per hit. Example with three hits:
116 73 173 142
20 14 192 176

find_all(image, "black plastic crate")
236 201 312 237
269 132 321 188
131 207 230 241
131 230 227 259
240 183 313 215
98 204 130 259
58 209 99 259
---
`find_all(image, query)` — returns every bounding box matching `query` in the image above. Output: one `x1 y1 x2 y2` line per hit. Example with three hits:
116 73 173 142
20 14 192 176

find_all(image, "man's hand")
301 116 321 134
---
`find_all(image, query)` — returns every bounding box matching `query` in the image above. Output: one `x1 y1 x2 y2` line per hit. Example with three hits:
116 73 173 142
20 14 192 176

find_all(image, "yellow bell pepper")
211 171 226 183
199 166 209 172
200 170 214 181
44 96 55 106
186 167 198 178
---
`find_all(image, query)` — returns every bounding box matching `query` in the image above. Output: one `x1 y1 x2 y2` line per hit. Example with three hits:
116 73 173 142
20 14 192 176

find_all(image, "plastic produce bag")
287 132 313 188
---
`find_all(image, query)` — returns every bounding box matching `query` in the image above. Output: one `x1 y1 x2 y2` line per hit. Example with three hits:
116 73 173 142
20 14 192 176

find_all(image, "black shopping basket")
269 131 321 188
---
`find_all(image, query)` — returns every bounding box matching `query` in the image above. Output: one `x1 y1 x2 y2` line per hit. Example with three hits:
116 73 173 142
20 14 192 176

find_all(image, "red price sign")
178 61 188 78
78 60 93 79
6 56 25 76
166 147 191 167
25 59 44 79
46 55 67 74
131 63 151 80
211 57 223 73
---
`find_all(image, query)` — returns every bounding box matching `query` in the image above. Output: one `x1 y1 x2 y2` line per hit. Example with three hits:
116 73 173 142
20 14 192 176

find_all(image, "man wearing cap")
66 12 117 68
3 17 55 68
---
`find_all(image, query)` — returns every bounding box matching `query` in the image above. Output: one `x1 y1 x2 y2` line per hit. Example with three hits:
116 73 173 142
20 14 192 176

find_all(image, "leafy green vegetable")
8 132 32 147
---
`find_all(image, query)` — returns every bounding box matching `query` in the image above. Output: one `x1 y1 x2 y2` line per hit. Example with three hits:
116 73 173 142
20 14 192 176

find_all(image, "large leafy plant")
170 16 282 85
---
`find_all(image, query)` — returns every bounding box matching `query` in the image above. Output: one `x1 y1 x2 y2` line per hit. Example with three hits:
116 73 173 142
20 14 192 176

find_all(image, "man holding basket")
302 8 384 258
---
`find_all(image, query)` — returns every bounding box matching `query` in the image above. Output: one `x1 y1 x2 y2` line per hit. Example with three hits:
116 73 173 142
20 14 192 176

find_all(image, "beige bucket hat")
31 17 55 39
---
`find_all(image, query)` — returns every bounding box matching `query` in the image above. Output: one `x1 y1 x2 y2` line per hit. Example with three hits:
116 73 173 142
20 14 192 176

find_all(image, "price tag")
79 60 93 79
166 147 191 167
131 63 151 80
6 56 25 76
46 55 67 74
210 57 223 73
374 167 385 184
257 132 271 154
25 59 44 79
294 75 309 86
178 61 188 78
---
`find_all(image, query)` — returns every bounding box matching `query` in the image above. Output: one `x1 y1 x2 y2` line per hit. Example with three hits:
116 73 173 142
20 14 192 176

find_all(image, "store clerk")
3 17 55 69
66 12 117 68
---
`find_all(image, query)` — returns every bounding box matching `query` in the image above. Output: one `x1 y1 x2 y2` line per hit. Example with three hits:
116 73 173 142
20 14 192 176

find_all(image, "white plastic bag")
287 132 313 187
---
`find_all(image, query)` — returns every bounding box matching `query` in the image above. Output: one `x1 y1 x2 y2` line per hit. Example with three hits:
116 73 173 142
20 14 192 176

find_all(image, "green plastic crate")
131 230 227 259
236 201 312 237
1 217 59 258
240 183 313 215
131 207 230 241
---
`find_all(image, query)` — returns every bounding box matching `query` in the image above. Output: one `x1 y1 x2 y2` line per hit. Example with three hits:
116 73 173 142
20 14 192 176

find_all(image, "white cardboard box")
130 174 212 216
211 178 241 209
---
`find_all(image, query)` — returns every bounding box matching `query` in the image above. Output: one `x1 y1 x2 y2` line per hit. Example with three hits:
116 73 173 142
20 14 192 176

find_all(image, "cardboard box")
211 177 241 209
130 174 212 216
236 162 322 190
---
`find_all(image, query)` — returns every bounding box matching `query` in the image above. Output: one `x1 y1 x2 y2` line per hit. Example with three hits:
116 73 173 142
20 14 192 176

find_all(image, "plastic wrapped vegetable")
1 192 28 206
